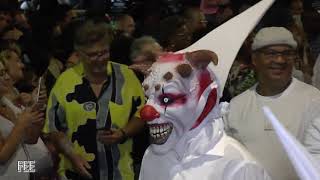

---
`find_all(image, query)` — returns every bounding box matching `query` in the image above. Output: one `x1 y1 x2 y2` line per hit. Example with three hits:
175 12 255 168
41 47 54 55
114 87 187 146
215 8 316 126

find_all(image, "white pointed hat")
178 0 275 97
263 107 320 180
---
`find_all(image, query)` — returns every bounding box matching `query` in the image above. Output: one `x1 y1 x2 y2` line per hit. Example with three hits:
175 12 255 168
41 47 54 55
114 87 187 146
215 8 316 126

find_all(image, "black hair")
54 4 72 24
154 15 186 48
256 7 294 31
0 24 16 37
0 0 19 11
114 14 133 22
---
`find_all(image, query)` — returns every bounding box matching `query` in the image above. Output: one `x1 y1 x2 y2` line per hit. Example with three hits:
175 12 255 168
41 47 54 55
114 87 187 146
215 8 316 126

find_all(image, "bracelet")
119 128 128 144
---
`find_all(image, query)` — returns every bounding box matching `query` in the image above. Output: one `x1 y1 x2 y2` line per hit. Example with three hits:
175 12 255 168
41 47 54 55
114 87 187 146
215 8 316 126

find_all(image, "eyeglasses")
200 20 208 24
259 50 297 60
80 49 110 61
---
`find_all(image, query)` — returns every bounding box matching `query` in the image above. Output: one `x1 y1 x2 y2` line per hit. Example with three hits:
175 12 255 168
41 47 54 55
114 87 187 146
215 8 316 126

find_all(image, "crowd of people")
0 0 319 180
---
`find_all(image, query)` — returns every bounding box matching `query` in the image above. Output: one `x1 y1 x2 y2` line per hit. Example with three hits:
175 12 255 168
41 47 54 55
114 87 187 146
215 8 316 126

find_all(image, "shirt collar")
74 61 113 77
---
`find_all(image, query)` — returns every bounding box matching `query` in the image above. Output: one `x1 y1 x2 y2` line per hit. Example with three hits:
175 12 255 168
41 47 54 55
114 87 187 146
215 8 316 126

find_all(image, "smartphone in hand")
36 77 42 103
32 76 48 113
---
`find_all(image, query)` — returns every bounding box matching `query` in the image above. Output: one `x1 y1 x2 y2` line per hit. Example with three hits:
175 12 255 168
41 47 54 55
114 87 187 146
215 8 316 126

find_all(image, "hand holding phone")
33 77 47 111
36 77 47 102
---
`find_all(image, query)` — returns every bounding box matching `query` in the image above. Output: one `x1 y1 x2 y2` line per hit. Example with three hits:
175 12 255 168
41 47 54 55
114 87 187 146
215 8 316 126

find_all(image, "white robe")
139 118 271 180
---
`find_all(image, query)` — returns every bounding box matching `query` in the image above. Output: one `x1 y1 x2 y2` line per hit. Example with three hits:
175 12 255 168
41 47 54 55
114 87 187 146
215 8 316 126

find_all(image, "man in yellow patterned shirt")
43 18 145 180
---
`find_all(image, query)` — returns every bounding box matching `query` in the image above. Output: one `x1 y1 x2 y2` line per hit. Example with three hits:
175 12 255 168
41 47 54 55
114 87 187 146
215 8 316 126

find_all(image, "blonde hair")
0 61 5 71
0 43 21 65
0 50 11 65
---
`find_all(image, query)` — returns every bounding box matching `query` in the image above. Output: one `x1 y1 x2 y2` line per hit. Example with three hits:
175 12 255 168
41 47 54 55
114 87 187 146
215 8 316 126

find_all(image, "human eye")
264 50 276 56
284 50 296 56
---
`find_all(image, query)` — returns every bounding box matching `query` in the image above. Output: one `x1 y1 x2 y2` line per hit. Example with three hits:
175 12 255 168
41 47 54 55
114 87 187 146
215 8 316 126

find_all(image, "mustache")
268 63 289 69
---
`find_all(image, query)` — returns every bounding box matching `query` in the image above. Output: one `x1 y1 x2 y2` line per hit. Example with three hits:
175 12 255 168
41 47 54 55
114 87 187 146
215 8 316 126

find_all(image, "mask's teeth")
149 123 173 144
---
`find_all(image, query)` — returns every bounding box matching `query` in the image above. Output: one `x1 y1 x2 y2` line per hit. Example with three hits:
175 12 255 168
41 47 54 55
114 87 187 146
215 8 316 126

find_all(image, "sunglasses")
259 49 297 60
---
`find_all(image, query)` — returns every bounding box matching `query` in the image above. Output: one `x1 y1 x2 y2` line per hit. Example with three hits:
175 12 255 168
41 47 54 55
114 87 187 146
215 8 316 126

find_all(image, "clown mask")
140 50 219 154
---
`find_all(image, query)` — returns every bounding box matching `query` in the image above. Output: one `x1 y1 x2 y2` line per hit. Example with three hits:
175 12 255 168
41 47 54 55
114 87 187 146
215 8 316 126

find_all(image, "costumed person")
138 51 270 180
136 0 275 179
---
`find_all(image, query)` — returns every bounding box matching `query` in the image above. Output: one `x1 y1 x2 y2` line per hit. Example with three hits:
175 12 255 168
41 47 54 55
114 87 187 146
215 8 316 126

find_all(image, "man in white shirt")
225 26 320 180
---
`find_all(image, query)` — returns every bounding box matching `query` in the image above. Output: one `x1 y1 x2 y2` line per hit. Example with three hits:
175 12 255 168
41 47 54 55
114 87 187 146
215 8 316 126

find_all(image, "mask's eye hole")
159 95 174 106
158 93 187 107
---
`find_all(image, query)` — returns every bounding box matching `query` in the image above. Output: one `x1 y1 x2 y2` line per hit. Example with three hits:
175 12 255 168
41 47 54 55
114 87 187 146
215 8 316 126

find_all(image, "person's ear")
251 52 258 67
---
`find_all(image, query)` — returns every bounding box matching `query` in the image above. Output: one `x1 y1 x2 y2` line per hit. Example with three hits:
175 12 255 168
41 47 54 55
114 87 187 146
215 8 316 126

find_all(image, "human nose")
273 54 287 63
19 62 25 69
4 73 10 80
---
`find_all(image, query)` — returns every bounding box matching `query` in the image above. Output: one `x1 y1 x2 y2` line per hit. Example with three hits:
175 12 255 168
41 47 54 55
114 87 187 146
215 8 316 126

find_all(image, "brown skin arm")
97 117 145 145
51 118 145 151
47 118 145 177
0 125 25 164
46 131 74 157
46 131 93 179
122 117 145 137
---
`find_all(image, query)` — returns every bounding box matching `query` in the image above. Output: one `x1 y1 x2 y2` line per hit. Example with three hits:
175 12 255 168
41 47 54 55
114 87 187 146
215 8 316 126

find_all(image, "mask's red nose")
140 105 160 122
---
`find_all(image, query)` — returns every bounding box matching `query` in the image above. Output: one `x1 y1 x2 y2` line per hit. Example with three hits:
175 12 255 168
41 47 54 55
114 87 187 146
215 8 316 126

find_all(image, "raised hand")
17 108 44 128
32 83 48 111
